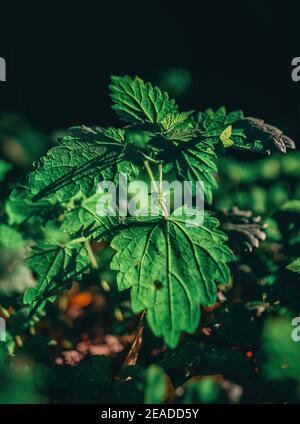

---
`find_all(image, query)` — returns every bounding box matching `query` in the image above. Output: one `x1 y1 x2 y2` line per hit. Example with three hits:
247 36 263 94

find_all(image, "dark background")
0 1 299 137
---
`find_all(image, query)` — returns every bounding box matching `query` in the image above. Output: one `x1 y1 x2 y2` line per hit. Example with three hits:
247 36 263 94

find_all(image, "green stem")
144 160 159 192
69 236 98 269
70 236 87 244
159 163 163 210
84 239 98 269
144 160 169 217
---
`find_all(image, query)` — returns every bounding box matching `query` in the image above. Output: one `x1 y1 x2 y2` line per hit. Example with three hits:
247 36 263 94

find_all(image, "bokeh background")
1 1 300 138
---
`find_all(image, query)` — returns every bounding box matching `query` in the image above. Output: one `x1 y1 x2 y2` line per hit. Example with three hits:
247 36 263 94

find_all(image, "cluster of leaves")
0 75 298 404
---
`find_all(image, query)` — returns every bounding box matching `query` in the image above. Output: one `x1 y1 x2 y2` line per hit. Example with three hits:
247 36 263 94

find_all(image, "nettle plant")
8 75 295 349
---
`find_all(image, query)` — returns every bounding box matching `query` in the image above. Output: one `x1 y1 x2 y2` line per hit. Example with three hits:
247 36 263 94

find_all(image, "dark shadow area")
0 1 299 138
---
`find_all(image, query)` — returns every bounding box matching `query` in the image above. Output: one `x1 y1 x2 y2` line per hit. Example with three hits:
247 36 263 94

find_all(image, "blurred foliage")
262 317 300 382
0 114 50 169
0 342 47 403
215 151 300 214
157 68 192 98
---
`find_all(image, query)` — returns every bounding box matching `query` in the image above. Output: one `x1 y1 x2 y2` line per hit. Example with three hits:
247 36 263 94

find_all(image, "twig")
122 310 146 368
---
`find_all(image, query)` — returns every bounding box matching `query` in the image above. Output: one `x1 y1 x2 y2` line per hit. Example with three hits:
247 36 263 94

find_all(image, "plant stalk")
122 310 146 368
84 239 98 269
144 160 169 217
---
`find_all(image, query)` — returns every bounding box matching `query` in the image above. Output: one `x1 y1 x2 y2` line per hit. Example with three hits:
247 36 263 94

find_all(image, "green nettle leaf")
6 186 60 225
29 126 134 202
110 209 234 348
25 241 90 313
287 258 300 273
164 127 198 143
194 107 243 133
163 139 218 204
109 75 178 124
62 192 119 240
161 111 194 132
174 142 217 204
194 107 250 150
194 108 295 155
149 132 218 204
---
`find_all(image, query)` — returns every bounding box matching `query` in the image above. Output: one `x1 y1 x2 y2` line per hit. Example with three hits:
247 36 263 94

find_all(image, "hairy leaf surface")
110 209 234 347
6 186 60 225
29 126 136 202
62 192 119 240
110 75 177 124
194 108 295 154
25 241 90 313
